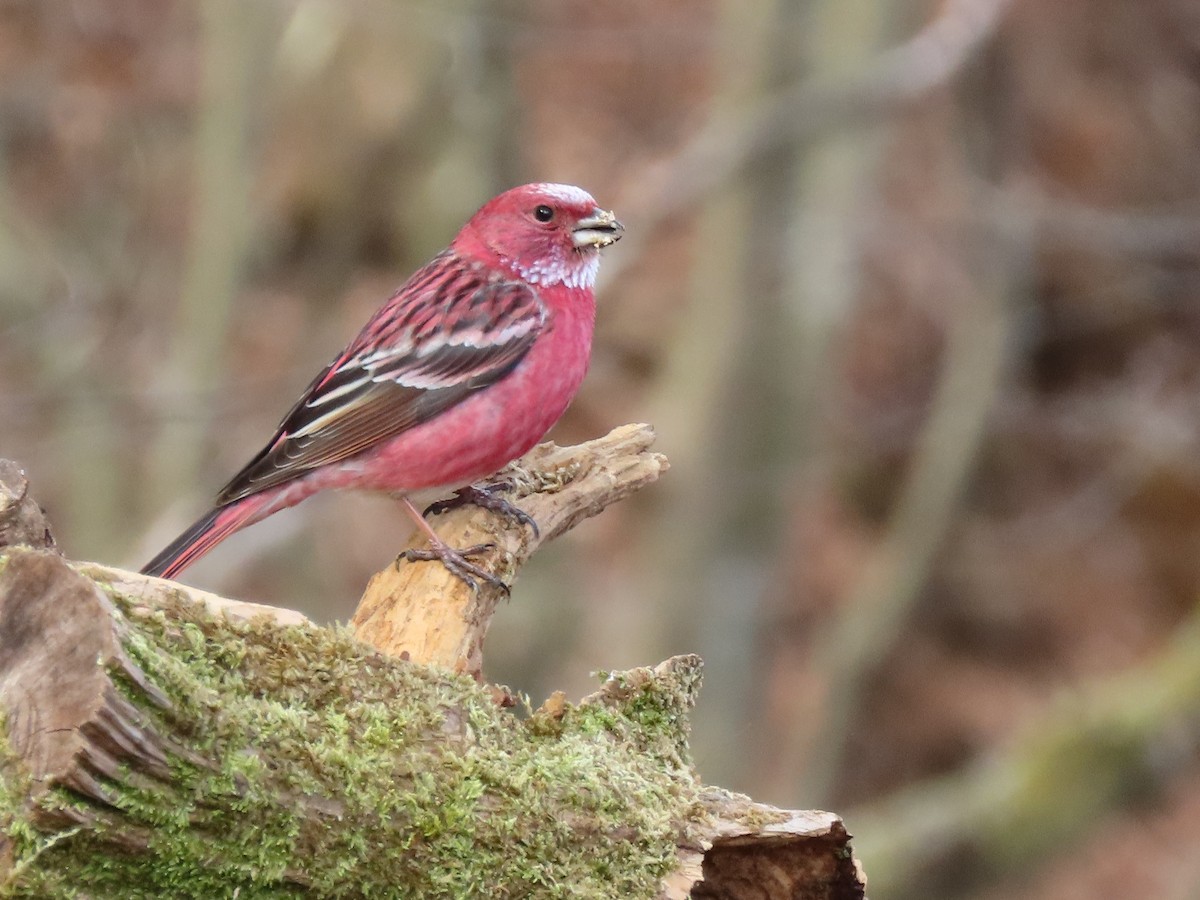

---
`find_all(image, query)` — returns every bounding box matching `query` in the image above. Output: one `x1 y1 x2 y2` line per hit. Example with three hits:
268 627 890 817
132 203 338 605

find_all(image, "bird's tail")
141 497 268 580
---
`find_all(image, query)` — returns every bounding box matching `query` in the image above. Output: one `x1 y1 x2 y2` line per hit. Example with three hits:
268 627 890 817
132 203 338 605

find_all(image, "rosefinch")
142 183 623 587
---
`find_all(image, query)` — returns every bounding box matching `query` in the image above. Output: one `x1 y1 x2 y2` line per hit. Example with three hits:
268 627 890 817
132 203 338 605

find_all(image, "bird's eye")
533 205 554 223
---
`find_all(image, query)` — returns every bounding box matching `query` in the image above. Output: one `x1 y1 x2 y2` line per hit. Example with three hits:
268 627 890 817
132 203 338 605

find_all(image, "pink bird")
142 183 623 588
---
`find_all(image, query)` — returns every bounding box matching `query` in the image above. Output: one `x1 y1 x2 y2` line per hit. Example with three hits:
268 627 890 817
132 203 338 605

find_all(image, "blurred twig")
459 0 522 191
801 233 1017 804
630 0 1013 792
613 0 782 676
147 0 272 510
618 0 794 749
674 0 813 783
409 0 514 230
851 600 1200 900
605 0 1014 290
781 0 894 442
987 185 1200 258
749 0 899 805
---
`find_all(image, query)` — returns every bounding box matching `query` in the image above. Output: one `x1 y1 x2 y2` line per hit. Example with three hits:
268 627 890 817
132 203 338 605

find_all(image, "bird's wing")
215 255 546 505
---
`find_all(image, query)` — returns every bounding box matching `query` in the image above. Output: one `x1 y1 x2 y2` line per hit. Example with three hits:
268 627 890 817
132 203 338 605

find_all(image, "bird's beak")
572 208 624 250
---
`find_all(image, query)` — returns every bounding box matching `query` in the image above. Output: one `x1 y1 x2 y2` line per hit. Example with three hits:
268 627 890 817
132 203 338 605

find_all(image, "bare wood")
666 795 864 899
78 562 312 627
351 423 669 676
0 460 57 552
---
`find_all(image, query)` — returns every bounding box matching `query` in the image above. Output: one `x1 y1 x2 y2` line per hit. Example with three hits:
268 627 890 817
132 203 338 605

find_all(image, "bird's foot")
424 482 540 540
395 537 509 594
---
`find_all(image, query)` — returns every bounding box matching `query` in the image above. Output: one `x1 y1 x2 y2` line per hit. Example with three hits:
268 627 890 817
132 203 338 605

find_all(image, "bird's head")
453 183 624 291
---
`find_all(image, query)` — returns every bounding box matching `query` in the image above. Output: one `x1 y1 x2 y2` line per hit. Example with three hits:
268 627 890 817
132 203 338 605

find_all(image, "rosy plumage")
142 183 623 583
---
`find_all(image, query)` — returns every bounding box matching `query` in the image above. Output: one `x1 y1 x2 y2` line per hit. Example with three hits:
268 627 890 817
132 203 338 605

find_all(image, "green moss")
1 584 701 899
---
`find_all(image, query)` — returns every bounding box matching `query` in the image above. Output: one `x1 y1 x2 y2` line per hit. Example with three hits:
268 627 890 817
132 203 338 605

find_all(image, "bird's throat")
499 247 600 291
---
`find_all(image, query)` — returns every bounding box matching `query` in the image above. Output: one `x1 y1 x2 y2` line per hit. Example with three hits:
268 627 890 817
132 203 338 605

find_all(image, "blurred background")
4 0 1200 895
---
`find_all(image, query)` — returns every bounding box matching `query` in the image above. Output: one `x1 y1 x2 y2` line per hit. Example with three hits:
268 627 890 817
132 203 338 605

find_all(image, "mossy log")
0 432 866 898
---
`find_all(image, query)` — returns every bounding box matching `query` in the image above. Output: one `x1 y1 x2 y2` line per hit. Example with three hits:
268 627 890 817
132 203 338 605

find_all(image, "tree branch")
351 423 669 678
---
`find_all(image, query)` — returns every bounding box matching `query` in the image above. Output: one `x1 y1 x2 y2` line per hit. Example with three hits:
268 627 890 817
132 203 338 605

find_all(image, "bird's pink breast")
312 284 596 496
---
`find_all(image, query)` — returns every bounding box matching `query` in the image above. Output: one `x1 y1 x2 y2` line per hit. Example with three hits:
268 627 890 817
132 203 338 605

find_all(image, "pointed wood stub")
0 460 56 552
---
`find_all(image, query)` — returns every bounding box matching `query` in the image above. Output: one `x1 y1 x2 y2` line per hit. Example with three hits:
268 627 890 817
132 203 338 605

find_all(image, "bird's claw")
395 540 509 594
424 483 540 540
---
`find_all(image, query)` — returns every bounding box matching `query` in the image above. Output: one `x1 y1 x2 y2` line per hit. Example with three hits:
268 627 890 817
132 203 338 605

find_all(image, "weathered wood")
0 461 56 552
81 562 313 627
352 423 669 677
0 552 185 849
674 798 864 899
